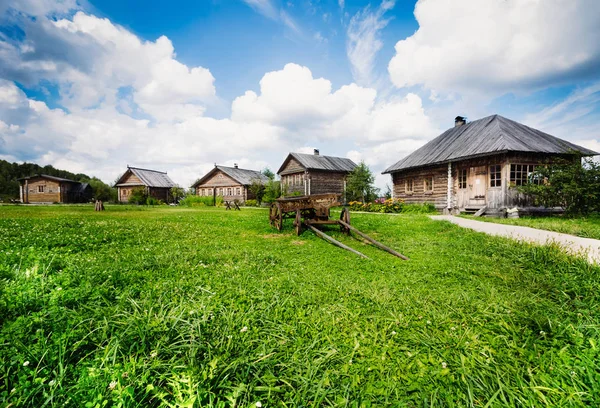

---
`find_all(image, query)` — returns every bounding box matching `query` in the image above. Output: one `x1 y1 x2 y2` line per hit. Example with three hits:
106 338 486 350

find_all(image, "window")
510 164 537 186
227 187 232 195
38 185 45 193
236 187 241 195
490 165 502 187
458 169 467 189
219 188 223 196
424 177 434 192
405 178 414 193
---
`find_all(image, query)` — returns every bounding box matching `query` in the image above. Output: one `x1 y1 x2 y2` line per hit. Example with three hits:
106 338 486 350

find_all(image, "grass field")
1 205 599 407
461 215 600 240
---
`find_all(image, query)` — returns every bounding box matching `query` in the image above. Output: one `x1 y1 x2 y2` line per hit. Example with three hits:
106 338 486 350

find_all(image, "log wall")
195 170 249 202
23 179 62 203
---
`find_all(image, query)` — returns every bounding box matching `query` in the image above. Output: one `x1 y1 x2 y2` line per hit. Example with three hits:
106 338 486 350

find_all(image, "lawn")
461 214 600 240
1 205 599 407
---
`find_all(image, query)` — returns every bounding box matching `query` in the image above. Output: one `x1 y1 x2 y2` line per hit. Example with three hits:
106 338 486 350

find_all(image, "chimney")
455 116 466 127
314 149 320 156
234 163 238 169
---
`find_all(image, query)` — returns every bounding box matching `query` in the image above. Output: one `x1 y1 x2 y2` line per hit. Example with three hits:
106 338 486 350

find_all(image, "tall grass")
178 195 223 207
0 205 599 406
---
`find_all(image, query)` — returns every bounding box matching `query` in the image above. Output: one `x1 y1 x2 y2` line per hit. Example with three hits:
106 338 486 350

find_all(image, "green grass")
461 214 600 240
1 205 599 407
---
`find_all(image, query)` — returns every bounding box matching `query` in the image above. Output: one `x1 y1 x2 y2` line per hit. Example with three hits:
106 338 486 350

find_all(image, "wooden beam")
304 223 368 259
338 220 409 260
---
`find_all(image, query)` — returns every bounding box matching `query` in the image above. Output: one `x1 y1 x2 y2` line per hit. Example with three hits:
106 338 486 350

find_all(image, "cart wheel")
272 205 283 231
293 209 302 235
269 203 277 227
340 207 351 234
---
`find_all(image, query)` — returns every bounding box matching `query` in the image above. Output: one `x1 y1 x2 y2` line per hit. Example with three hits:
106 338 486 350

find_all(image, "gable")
196 169 240 187
278 157 306 175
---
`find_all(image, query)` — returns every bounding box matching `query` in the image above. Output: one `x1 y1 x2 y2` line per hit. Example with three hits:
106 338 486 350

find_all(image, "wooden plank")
304 223 368 259
338 220 409 260
473 206 487 217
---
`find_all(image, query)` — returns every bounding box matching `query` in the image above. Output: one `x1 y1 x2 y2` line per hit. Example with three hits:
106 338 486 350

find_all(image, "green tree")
249 179 266 204
170 186 186 203
262 179 282 203
128 187 148 205
262 168 275 180
519 155 600 215
86 178 117 202
346 162 379 203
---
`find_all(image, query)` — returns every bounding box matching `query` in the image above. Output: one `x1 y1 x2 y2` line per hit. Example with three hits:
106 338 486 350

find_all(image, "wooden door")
468 166 486 205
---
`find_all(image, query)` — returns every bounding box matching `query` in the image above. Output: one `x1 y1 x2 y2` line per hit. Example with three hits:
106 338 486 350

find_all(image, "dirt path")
431 215 600 265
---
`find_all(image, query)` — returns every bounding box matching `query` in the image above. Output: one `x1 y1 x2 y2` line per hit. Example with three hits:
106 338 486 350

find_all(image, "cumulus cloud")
388 0 600 95
0 7 438 189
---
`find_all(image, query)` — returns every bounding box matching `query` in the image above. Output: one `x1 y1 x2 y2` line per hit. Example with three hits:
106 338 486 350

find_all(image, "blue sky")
0 0 599 188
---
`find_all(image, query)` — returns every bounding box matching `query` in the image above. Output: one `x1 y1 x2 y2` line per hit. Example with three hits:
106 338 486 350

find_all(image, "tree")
262 168 275 180
128 187 148 205
262 179 281 203
170 186 186 203
86 177 117 202
249 179 266 204
518 155 600 215
346 162 379 203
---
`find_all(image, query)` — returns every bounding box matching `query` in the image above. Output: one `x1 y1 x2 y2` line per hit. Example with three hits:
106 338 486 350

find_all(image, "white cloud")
389 0 600 95
241 0 301 33
346 0 395 87
0 8 438 190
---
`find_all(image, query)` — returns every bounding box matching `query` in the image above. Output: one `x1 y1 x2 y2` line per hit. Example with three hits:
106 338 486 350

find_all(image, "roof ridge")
128 166 167 174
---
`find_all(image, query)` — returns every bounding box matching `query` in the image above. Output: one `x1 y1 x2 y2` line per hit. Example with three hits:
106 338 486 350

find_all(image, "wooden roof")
191 165 269 188
383 114 598 174
277 152 357 174
115 166 176 188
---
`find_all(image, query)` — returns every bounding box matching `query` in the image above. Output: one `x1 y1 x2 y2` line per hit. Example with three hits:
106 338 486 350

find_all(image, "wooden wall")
390 152 574 211
392 166 448 209
195 170 248 202
309 171 347 195
22 179 63 203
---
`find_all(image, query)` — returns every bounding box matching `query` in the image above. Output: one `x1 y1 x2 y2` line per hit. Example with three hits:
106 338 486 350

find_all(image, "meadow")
1 205 599 407
461 214 600 241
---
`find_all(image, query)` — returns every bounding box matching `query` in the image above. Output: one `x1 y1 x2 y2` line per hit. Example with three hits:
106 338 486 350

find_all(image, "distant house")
191 164 268 203
18 174 92 204
115 166 176 203
277 150 357 196
383 115 598 213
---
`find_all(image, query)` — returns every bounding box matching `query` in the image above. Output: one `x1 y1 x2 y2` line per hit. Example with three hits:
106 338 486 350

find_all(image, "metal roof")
17 174 79 183
115 166 176 188
277 153 357 174
191 165 269 188
383 114 598 174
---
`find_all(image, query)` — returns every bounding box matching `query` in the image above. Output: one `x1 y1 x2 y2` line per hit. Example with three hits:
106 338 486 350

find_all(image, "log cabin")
383 115 598 214
277 150 357 196
115 166 176 203
191 164 269 203
18 174 92 203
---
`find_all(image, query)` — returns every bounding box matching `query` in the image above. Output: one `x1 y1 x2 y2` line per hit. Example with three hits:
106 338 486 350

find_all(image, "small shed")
191 164 268 203
115 166 176 203
383 114 598 213
277 150 357 196
18 174 92 204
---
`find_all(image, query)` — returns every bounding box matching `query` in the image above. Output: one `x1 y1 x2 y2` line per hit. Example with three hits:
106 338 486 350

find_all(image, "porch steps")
462 206 485 215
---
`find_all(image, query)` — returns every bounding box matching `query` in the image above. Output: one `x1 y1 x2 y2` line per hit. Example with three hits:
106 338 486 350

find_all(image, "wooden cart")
269 194 407 260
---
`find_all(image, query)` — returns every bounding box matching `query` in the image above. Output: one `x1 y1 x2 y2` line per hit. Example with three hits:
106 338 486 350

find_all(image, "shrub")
347 199 437 214
128 187 148 205
244 199 258 207
179 195 223 207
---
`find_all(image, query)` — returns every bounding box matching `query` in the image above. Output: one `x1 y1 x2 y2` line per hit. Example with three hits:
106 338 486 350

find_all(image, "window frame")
510 164 537 187
489 164 502 188
405 178 414 193
458 168 467 189
424 176 434 193
38 185 45 193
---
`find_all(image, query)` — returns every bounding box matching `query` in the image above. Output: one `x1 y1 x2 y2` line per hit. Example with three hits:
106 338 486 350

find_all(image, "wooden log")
338 220 409 260
304 223 368 259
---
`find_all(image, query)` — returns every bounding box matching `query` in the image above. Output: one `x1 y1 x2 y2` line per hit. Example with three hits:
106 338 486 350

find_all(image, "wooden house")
277 150 357 196
191 164 269 203
18 174 92 204
115 166 176 203
383 115 598 214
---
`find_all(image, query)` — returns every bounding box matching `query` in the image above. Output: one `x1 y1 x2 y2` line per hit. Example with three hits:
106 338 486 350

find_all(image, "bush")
347 199 436 214
179 195 223 207
244 199 258 207
518 156 600 216
128 187 148 205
